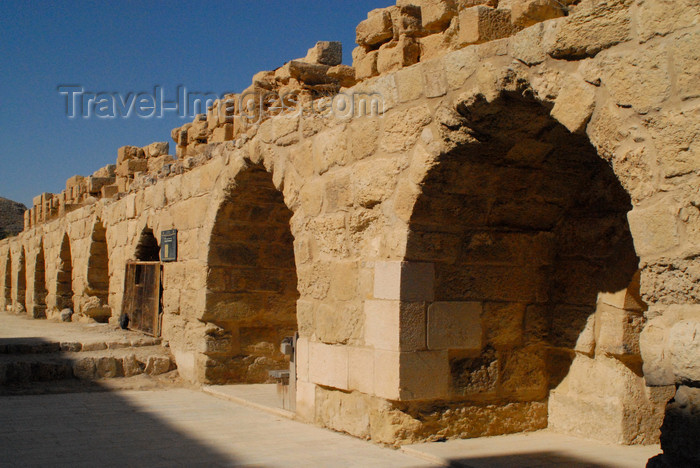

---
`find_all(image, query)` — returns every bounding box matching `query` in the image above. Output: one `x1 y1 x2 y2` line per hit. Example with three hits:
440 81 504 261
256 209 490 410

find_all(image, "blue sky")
0 0 394 207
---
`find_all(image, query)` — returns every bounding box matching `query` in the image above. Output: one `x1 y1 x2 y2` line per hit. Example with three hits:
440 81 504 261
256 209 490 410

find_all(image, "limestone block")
116 159 148 178
145 356 171 375
595 303 645 357
364 300 426 351
315 387 371 439
421 59 448 98
637 0 700 43
549 0 631 59
499 346 548 400
352 157 400 207
348 346 375 394
315 302 362 345
87 177 114 194
419 30 451 61
548 354 668 444
421 0 457 32
597 271 646 312
482 302 525 348
356 8 394 47
457 6 515 46
210 124 233 143
396 65 425 103
326 65 357 88
627 200 679 257
143 141 169 158
550 78 596 133
380 104 432 153
96 357 120 378
295 380 316 423
377 37 421 74
117 145 144 164
427 302 482 350
374 349 449 400
672 29 700 100
284 60 335 86
373 261 435 302
668 320 700 383
304 41 342 66
550 305 596 354
444 45 479 89
510 0 566 27
308 340 349 390
390 4 424 38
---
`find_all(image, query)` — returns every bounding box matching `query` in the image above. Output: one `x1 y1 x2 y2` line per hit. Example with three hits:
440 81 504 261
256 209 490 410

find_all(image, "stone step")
0 345 175 385
0 336 161 355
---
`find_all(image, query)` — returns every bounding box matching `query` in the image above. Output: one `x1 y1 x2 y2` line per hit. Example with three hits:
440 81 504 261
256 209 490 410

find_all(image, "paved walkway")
0 312 157 348
0 388 434 467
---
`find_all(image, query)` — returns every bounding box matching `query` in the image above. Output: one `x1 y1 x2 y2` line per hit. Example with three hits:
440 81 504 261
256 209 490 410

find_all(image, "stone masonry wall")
0 0 698 460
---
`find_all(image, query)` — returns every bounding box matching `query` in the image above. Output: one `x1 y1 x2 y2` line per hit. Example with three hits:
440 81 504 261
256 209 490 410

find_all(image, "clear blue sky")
0 0 393 207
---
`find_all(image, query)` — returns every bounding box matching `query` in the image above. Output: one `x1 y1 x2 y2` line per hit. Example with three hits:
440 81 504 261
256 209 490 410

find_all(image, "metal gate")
122 261 161 336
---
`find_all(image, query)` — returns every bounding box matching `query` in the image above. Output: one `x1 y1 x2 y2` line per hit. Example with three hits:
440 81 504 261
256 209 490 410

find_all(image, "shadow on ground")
0 336 238 467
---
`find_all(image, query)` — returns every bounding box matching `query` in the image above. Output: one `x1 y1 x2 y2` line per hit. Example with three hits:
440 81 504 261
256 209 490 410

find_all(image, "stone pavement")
0 388 434 467
0 386 664 468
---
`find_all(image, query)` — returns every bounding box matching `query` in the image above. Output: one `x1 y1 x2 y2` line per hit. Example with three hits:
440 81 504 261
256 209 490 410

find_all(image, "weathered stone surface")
421 0 457 32
637 0 700 43
549 0 632 59
668 320 700 383
373 261 435 302
457 6 515 46
356 8 394 47
550 78 596 133
304 41 342 66
377 37 421 74
511 0 566 27
365 300 426 352
427 301 482 350
656 385 700 466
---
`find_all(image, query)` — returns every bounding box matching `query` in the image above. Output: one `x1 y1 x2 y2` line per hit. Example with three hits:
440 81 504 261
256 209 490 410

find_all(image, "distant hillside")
0 197 26 240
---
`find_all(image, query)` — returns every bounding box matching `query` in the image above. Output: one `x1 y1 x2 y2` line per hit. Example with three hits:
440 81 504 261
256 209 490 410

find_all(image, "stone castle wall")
0 0 698 463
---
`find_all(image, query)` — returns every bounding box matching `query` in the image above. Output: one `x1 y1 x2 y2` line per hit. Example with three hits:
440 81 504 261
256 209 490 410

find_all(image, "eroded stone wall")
0 0 698 461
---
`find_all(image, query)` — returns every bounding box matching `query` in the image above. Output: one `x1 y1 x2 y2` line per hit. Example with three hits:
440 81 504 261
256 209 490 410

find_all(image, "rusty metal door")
122 261 161 336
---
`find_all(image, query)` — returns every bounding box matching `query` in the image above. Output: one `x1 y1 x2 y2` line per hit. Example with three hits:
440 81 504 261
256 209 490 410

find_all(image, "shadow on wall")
0 335 237 466
405 90 649 438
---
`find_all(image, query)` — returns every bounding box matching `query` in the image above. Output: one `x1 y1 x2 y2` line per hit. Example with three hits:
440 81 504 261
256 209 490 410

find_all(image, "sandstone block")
145 356 171 375
377 36 421 74
595 303 645 357
326 65 357 88
427 302 482 350
669 320 700 383
364 300 426 351
550 78 596 133
390 4 424 38
627 200 679 257
348 346 375 394
143 141 169 158
457 6 515 46
356 8 394 47
549 0 631 59
308 341 349 390
421 0 457 32
374 349 449 400
117 145 144 164
510 0 566 28
304 41 342 66
373 261 435 302
396 65 425 102
295 380 316 423
116 159 148 178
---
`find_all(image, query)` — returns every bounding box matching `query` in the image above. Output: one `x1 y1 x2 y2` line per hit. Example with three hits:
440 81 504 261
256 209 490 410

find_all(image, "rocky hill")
0 197 26 239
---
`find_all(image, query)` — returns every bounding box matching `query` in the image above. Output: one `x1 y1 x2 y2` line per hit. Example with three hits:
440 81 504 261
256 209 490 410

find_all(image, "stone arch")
135 227 160 261
87 220 109 303
30 242 47 318
56 233 74 311
385 90 665 443
202 162 299 383
14 247 26 314
2 250 11 311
